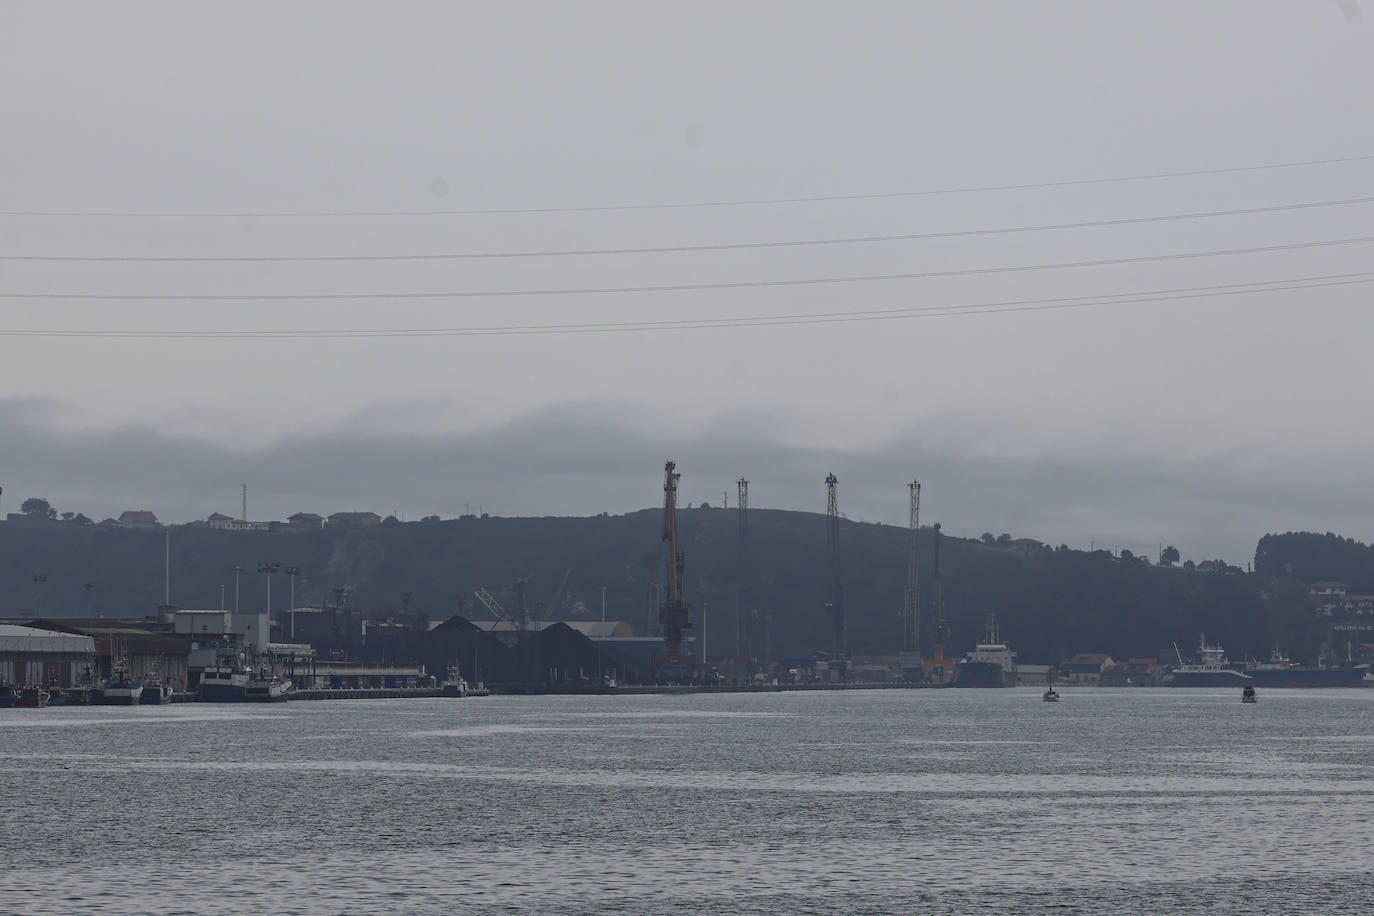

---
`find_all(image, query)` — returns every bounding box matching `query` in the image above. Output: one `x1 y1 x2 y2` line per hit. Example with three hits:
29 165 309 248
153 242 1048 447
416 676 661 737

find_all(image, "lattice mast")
825 473 847 658
659 461 692 656
736 476 749 658
905 480 921 656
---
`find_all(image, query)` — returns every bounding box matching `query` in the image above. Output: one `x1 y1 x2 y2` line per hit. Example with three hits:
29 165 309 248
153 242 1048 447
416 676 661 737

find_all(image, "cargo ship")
1243 648 1367 688
954 616 1017 688
1168 636 1252 687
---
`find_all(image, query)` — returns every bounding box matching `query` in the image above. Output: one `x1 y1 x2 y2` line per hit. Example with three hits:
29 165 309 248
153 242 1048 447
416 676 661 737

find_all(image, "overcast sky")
2 2 1372 564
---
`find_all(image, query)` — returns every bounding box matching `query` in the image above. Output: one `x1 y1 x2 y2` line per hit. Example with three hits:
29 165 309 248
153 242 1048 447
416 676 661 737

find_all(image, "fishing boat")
243 673 294 702
96 661 144 705
1242 684 1257 703
139 683 174 705
13 686 50 708
139 667 173 704
198 655 251 702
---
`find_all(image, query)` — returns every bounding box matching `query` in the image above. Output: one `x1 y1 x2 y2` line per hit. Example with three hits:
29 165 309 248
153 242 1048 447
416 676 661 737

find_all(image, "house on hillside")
206 513 270 532
328 511 382 527
118 510 161 530
288 512 325 529
1007 538 1045 555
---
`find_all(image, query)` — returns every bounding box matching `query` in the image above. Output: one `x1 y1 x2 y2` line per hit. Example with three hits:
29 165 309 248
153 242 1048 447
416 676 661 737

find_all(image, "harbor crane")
825 473 848 675
904 481 921 661
655 460 695 678
921 522 955 684
474 586 520 631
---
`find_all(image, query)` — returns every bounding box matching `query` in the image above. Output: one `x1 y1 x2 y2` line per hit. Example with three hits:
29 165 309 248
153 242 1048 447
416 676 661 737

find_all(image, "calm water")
3 688 1373 914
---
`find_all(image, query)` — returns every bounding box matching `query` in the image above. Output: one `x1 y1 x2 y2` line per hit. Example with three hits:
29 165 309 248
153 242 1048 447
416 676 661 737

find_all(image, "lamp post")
83 582 93 614
233 566 242 614
284 566 301 639
258 562 280 629
32 572 46 614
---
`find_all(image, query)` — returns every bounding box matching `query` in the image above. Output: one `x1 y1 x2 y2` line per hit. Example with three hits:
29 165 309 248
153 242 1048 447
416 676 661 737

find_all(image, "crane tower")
904 481 921 660
736 476 749 660
825 473 848 672
921 522 955 684
655 460 695 679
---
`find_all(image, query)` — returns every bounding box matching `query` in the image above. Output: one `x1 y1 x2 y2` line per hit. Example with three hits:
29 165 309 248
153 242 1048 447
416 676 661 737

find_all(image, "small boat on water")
1043 687 1060 702
1242 684 1257 703
13 686 50 708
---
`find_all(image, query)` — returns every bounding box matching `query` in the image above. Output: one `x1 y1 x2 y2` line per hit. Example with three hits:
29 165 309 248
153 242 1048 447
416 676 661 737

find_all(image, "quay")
292 686 444 700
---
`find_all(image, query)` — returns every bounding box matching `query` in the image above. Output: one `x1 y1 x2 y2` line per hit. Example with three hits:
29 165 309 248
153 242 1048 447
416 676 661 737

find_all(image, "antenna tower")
905 481 920 656
824 473 847 668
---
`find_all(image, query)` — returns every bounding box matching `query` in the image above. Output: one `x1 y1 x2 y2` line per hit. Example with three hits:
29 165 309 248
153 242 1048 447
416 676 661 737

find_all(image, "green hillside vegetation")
0 509 1332 664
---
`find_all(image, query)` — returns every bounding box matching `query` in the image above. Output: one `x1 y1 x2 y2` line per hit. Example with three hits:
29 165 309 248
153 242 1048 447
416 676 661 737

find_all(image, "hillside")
0 510 1316 663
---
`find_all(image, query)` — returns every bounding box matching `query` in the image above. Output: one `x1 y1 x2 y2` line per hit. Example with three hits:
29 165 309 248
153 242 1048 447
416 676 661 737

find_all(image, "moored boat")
440 664 468 697
198 660 251 702
1169 636 1252 687
243 673 294 702
139 684 174 705
96 661 144 705
954 616 1017 688
1244 648 1367 688
13 686 50 708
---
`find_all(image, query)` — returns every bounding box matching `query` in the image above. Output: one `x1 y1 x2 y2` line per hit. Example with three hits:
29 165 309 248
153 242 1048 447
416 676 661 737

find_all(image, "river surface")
2 687 1373 914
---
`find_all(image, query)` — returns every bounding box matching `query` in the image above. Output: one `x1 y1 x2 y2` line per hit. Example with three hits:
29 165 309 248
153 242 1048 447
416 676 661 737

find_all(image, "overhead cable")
6 195 1373 262
2 153 1371 218
3 272 1369 339
5 235 1372 301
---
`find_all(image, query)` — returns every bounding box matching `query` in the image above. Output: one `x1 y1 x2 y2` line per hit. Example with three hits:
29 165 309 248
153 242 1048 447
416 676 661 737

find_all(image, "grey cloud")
2 397 1369 567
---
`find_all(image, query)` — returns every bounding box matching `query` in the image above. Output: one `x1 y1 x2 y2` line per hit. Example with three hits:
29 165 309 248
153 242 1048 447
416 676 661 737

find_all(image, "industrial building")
0 624 97 687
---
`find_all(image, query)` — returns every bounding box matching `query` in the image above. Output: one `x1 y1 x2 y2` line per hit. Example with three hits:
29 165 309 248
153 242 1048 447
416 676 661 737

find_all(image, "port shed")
0 624 97 687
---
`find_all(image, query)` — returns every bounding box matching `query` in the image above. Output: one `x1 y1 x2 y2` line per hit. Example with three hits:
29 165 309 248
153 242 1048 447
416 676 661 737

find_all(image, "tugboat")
1242 684 1257 703
440 664 468 698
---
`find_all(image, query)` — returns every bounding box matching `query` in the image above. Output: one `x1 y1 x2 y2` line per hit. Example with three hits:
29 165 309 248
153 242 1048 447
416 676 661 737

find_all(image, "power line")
5 235 1371 301
2 153 1372 219
7 195 1373 263
3 272 1369 339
